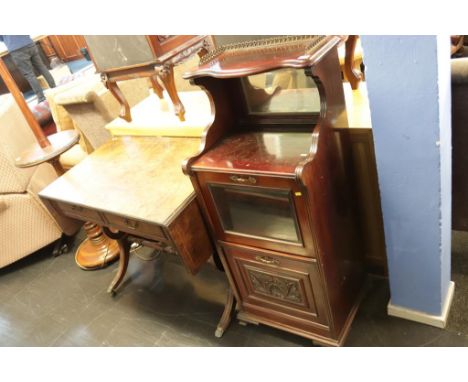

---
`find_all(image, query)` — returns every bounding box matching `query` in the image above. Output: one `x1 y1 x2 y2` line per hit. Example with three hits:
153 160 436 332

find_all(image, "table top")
106 91 212 138
39 136 201 225
15 130 80 168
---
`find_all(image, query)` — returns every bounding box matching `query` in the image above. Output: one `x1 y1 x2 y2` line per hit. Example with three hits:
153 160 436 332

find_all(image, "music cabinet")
182 36 365 346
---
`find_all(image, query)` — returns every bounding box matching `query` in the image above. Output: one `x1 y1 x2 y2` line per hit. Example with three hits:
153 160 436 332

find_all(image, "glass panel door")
209 184 301 243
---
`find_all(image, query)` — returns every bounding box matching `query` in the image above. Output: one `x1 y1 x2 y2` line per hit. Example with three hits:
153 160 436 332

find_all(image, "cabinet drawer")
221 243 329 329
54 201 104 223
103 213 168 242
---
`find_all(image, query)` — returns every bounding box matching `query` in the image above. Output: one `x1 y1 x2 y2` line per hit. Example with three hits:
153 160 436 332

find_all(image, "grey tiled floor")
0 229 467 347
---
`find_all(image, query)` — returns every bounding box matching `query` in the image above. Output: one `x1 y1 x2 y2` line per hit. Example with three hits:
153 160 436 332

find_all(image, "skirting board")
387 281 455 329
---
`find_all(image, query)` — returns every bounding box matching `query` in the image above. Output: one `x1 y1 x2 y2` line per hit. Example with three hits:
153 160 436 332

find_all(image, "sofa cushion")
58 143 87 169
0 193 62 267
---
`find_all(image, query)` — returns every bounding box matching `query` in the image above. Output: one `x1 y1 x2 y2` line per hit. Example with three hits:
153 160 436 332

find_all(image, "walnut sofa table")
38 136 213 295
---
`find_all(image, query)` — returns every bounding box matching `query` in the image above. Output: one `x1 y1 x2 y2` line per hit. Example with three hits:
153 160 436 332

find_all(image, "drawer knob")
230 175 257 184
255 255 279 265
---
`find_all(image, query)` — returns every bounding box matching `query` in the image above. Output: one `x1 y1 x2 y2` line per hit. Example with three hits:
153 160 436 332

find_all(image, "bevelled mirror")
242 68 321 115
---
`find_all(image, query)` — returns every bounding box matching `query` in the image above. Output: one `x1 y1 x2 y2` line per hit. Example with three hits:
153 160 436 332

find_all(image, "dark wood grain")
192 132 313 175
184 36 340 79
167 197 213 274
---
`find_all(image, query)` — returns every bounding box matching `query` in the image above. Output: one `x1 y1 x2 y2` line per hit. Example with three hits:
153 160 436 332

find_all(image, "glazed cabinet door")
197 172 316 257
221 243 330 332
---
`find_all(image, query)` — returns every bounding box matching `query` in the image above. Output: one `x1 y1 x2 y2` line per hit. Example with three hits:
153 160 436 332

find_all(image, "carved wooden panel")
247 268 303 304
147 35 204 62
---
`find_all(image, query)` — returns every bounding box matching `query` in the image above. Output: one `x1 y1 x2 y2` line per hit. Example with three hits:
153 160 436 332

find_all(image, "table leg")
50 157 66 176
157 64 186 122
215 288 236 338
150 75 164 99
106 233 130 295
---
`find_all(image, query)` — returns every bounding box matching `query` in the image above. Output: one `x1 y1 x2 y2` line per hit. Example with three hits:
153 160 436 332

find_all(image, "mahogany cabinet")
182 36 366 346
41 35 87 62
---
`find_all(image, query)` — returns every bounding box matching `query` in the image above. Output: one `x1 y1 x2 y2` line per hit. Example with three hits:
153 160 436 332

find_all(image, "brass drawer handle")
124 219 138 230
255 255 279 265
230 175 257 184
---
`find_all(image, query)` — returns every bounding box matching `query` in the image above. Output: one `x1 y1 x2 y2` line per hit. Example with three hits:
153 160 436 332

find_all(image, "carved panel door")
221 243 330 330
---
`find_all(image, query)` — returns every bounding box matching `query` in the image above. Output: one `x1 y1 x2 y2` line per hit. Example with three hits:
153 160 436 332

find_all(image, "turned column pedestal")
75 222 120 270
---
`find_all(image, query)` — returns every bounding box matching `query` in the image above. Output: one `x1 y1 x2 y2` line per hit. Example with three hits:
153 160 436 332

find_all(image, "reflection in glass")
209 184 301 243
242 68 321 115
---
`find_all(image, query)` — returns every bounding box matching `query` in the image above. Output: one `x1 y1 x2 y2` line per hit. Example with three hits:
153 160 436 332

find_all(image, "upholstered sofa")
0 94 81 268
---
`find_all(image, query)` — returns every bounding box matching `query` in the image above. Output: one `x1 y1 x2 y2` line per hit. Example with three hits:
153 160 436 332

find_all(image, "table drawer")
54 201 104 223
104 213 168 242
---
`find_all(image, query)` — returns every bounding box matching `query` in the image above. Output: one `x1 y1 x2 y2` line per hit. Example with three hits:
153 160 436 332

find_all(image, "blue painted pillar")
360 36 453 324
